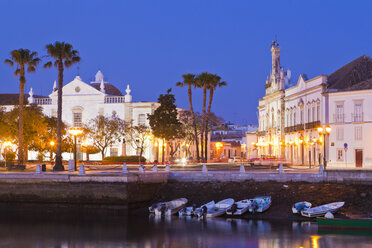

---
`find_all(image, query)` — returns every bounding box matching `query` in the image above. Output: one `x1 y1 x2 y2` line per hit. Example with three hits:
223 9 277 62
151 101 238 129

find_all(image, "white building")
258 42 372 169
1 71 159 161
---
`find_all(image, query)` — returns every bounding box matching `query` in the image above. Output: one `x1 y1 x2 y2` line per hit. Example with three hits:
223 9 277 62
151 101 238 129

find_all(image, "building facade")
258 42 372 169
0 71 162 162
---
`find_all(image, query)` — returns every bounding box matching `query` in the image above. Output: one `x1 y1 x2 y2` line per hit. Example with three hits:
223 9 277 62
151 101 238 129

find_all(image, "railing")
352 113 363 123
333 114 345 124
305 121 320 129
296 124 304 131
104 96 125 103
257 131 267 136
34 98 52 105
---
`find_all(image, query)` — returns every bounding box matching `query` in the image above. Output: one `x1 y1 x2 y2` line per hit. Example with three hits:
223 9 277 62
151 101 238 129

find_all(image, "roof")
0 94 45 105
327 55 372 90
90 83 123 96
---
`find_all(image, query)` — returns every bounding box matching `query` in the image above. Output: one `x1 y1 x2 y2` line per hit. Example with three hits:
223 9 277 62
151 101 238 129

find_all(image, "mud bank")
150 181 372 219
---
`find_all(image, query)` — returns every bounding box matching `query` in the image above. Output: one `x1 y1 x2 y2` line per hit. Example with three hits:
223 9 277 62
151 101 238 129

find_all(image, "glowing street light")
317 125 332 169
50 140 55 162
3 141 12 167
69 127 83 171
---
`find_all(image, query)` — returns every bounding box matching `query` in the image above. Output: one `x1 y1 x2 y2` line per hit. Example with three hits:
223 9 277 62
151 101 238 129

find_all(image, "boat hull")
317 217 372 230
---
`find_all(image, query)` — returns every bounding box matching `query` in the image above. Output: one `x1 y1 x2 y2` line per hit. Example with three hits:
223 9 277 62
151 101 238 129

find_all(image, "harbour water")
0 204 371 248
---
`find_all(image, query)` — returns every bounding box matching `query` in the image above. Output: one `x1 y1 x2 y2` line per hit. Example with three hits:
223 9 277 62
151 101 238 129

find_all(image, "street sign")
344 143 348 148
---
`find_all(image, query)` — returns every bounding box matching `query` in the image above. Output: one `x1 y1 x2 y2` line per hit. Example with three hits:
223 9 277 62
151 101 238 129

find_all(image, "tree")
195 72 213 161
4 49 40 165
204 74 226 160
176 73 200 161
44 42 80 171
148 89 184 162
85 114 126 159
125 122 152 162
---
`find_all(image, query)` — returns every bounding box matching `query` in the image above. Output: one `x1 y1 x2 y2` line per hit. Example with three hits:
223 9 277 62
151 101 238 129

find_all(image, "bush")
2 151 16 162
102 155 146 163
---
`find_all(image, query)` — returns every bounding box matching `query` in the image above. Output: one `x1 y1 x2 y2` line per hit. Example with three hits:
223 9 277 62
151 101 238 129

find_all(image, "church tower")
271 40 281 78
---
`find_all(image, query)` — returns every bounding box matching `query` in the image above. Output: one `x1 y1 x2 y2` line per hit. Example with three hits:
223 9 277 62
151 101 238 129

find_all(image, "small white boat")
194 201 215 216
201 198 234 218
149 201 168 213
154 198 188 216
178 205 196 217
301 202 344 218
292 201 312 214
248 196 271 213
226 199 252 216
179 201 215 217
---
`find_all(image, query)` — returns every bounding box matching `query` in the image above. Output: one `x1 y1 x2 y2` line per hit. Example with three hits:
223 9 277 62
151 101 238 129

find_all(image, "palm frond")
43 61 53 69
4 59 14 66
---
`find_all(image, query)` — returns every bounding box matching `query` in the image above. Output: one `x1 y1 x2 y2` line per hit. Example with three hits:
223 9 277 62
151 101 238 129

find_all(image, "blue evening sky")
0 0 371 124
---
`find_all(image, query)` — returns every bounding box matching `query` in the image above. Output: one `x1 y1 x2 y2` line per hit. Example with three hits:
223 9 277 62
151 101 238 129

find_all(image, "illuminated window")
337 149 344 161
355 126 362 140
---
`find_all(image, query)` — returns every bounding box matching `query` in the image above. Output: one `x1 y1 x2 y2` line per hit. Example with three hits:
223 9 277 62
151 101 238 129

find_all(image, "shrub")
2 151 16 162
102 155 146 163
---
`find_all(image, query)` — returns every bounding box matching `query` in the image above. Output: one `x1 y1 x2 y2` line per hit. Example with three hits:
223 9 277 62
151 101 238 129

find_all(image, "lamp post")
317 125 332 170
3 141 12 167
69 127 83 171
50 141 55 163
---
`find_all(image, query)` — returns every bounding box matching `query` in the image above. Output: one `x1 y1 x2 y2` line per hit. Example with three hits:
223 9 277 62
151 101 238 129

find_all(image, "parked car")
228 156 242 163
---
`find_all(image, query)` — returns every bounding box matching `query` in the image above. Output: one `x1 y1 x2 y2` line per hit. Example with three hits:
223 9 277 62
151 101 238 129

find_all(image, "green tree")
125 122 152 163
195 72 213 161
176 73 200 161
148 89 184 162
204 74 227 160
85 114 126 159
44 41 81 171
4 49 40 165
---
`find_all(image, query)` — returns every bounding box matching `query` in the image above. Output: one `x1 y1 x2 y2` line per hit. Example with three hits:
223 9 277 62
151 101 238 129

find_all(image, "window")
138 114 146 125
336 127 344 141
73 112 82 127
110 148 118 157
355 126 362 140
294 111 296 125
308 107 311 123
337 149 344 161
300 108 304 124
312 105 315 122
317 102 320 121
271 112 275 128
336 103 344 123
354 101 363 122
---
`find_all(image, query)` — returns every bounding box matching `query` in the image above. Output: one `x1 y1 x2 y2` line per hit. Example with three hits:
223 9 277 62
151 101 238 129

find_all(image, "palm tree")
4 49 40 166
204 74 227 160
195 72 213 161
176 73 200 161
44 42 80 171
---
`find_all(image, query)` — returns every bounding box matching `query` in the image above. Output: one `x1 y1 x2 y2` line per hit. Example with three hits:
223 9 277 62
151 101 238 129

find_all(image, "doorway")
355 149 363 168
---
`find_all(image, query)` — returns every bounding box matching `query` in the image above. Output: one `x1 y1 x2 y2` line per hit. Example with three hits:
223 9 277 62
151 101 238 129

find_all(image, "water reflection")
0 205 370 248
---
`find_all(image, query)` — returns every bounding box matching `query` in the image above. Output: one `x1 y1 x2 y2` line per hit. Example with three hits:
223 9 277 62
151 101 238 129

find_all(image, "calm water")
0 204 371 248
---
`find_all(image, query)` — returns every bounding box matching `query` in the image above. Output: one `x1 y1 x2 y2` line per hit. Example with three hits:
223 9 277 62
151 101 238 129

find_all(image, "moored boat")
317 217 372 230
154 198 188 216
248 196 271 213
192 201 215 217
292 201 312 214
226 199 252 216
149 201 168 214
301 202 344 218
201 198 234 218
178 205 196 217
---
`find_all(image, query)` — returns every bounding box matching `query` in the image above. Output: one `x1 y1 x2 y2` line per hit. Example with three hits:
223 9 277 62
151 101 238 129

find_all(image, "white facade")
2 71 159 161
328 89 372 168
258 42 372 169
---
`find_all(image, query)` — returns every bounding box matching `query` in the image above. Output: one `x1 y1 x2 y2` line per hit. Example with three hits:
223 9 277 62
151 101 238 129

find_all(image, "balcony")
352 113 363 123
305 121 320 129
257 131 267 136
333 114 345 124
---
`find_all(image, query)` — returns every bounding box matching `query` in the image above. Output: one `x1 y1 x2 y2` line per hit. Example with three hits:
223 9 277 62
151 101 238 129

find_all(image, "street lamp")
3 141 12 167
317 125 332 170
50 140 55 163
68 127 83 171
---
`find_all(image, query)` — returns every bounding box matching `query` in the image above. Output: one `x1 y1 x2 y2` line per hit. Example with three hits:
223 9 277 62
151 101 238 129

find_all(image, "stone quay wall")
0 169 369 206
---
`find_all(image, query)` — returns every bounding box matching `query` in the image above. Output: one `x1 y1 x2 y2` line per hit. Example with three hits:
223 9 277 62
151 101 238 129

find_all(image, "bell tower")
271 40 281 79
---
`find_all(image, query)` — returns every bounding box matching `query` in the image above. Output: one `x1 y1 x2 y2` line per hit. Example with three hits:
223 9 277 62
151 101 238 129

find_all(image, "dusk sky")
1 0 371 125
